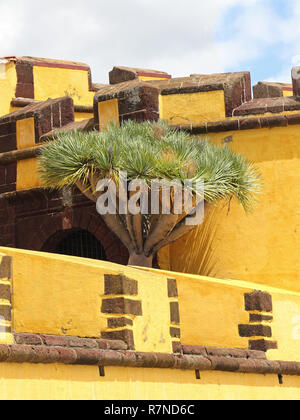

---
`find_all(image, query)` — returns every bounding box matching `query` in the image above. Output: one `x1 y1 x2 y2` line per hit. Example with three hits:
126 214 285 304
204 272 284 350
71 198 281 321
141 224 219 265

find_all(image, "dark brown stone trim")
101 329 135 350
167 278 178 298
249 340 278 352
107 317 133 328
181 345 266 359
33 61 90 72
0 284 11 301
104 275 138 296
160 83 224 96
101 298 142 316
0 305 11 321
170 302 180 325
13 333 128 350
15 62 34 99
238 324 272 338
0 146 44 166
11 98 93 114
173 112 300 134
0 340 299 375
245 291 273 313
249 314 273 323
0 256 12 279
170 327 181 338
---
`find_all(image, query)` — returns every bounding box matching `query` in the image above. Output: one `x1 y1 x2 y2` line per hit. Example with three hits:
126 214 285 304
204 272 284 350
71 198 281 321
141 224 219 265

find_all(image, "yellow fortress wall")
170 124 300 290
0 247 300 399
1 57 300 399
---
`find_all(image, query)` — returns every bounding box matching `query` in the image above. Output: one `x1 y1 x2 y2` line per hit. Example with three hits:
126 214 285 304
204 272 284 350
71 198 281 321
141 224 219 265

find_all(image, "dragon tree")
38 120 260 267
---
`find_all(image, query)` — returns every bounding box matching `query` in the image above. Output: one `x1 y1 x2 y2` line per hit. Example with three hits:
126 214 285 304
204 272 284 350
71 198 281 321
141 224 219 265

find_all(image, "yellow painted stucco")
98 99 119 130
0 247 173 353
283 89 293 97
74 112 93 122
33 66 94 106
170 125 300 292
16 158 43 191
0 61 17 117
16 118 35 149
138 75 170 82
0 364 299 400
159 90 226 125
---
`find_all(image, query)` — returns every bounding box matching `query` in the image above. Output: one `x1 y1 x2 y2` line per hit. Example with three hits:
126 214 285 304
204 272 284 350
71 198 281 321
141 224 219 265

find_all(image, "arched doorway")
42 229 107 261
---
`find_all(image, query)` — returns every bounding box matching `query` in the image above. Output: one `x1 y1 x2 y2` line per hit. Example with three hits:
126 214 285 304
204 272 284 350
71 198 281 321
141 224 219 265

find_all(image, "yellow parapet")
0 247 174 354
159 90 226 125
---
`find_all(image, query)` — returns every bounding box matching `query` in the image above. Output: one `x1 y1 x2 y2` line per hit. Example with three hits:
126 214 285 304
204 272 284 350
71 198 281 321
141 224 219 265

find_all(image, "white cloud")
0 0 296 85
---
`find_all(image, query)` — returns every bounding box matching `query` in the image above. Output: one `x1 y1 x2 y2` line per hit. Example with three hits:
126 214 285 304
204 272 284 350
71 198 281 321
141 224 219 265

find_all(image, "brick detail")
170 327 181 339
14 333 128 350
101 275 142 350
104 274 138 296
167 278 181 345
0 255 12 279
239 324 272 338
249 314 273 323
101 330 135 350
15 62 34 99
107 317 133 328
245 291 273 312
0 338 299 376
253 82 284 98
0 305 11 321
170 302 180 325
249 340 278 352
167 278 178 298
102 298 142 316
0 164 16 194
239 290 277 352
0 97 75 144
0 122 17 153
0 284 11 301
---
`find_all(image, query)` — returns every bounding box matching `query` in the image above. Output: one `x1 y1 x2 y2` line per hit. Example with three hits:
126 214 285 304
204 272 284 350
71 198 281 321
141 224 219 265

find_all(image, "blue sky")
215 0 299 84
0 0 299 86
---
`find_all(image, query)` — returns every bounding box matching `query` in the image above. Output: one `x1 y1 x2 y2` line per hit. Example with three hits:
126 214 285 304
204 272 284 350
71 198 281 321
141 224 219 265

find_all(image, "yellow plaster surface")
171 125 300 290
0 364 299 400
0 248 173 353
98 99 119 131
16 118 35 149
159 90 226 125
74 112 93 122
138 76 170 82
17 158 43 191
0 62 17 117
33 66 94 106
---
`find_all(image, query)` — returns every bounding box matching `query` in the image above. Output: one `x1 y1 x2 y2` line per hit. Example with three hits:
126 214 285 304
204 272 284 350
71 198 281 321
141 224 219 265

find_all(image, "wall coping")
172 112 300 134
3 333 300 376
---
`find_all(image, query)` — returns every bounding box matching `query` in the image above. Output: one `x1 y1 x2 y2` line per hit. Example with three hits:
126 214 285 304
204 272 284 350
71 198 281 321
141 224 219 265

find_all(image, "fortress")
0 56 300 399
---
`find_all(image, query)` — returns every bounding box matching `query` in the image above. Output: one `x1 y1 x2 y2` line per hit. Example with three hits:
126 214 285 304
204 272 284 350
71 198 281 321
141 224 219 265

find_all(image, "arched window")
42 229 107 261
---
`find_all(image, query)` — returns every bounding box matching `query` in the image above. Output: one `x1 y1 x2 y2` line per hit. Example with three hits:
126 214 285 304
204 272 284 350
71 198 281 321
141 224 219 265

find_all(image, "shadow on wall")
170 204 226 278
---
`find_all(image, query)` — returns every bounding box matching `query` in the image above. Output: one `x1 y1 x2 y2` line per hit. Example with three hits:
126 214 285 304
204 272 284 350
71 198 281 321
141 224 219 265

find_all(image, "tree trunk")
128 252 153 268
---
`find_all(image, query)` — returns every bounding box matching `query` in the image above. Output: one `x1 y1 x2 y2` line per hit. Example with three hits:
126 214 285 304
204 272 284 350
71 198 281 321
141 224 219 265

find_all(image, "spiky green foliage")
38 120 261 211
